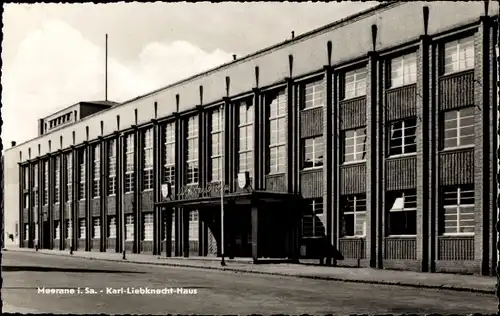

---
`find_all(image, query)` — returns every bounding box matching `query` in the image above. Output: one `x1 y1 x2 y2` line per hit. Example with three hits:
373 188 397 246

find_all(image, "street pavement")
2 251 496 314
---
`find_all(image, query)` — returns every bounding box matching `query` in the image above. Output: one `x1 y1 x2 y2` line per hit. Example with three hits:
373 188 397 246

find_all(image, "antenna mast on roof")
105 33 108 101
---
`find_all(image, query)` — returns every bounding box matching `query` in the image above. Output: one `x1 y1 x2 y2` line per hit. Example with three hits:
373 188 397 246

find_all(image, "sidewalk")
4 247 497 294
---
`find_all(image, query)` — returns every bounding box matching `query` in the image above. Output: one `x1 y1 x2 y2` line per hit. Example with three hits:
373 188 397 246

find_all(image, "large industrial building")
3 1 499 275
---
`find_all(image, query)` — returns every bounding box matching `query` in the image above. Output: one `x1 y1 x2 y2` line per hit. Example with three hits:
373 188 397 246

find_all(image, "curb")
7 249 495 295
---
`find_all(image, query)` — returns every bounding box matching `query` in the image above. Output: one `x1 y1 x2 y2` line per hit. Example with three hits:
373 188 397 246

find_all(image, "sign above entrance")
238 172 250 189
177 182 230 200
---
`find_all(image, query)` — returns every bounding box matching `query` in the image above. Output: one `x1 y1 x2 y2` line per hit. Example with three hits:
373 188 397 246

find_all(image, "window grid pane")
163 123 176 186
186 116 199 184
93 217 101 239
142 128 153 191
43 161 49 205
66 153 72 202
344 68 367 99
268 90 286 174
93 144 100 198
125 134 135 193
54 157 60 203
304 79 325 109
302 198 325 237
239 101 254 173
108 139 117 195
442 185 475 234
302 136 324 169
444 37 475 74
108 216 117 238
125 215 134 241
143 213 154 241
78 151 86 200
341 194 367 237
389 118 417 156
391 54 417 87
343 128 367 163
211 108 223 182
442 107 475 149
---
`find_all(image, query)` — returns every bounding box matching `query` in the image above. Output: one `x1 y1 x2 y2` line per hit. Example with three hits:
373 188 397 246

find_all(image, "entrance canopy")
156 190 301 209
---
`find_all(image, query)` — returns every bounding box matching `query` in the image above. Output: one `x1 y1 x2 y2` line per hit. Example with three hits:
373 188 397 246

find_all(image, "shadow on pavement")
2 265 145 274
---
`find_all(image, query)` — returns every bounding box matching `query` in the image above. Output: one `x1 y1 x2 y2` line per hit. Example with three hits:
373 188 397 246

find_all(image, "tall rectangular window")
54 157 60 203
390 53 417 87
238 100 254 173
43 160 49 205
79 219 86 239
441 184 475 235
23 167 29 190
66 153 72 202
267 89 287 174
54 221 61 239
108 139 117 195
386 189 417 236
108 216 117 238
342 128 367 163
78 150 86 200
25 224 29 241
66 219 72 239
33 164 39 188
163 213 176 242
186 116 199 185
163 123 176 187
189 210 199 241
142 213 153 241
444 36 474 74
93 144 100 198
301 198 325 238
341 194 367 237
23 168 29 208
210 108 222 182
125 134 135 193
388 118 417 156
303 79 325 109
33 164 39 207
143 128 154 191
442 107 475 149
125 215 134 241
92 217 101 239
301 136 324 169
344 67 367 99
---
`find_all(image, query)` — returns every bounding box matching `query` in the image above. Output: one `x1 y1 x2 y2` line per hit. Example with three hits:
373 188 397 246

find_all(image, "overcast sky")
2 2 378 149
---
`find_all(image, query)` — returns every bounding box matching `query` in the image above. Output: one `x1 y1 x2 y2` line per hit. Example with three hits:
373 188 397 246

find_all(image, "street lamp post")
220 104 226 267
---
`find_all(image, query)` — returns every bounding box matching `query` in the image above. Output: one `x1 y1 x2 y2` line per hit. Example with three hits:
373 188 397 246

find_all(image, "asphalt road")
1 251 495 314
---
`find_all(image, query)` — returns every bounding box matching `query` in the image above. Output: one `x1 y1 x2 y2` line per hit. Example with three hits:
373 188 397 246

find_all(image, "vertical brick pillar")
99 137 106 252
152 120 160 256
116 133 124 253
71 146 78 250
174 113 183 257
18 164 24 248
475 16 491 276
417 35 431 272
36 159 42 248
365 51 380 268
85 143 92 251
332 69 341 255
197 106 206 256
285 78 296 193
323 66 334 259
133 126 140 254
48 155 54 249
429 41 439 273
252 88 261 189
